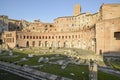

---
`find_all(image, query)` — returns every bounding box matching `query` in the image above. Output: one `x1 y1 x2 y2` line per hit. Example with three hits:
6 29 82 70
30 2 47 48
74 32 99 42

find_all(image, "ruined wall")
54 12 99 32
96 18 120 54
0 15 8 34
100 4 120 20
15 28 95 51
2 3 120 55
8 19 22 31
2 31 16 48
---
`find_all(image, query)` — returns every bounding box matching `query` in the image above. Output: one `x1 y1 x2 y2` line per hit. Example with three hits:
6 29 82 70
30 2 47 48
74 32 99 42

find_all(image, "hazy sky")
0 0 120 22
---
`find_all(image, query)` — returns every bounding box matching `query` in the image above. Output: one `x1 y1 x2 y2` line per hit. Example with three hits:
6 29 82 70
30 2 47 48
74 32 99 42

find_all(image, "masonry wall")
54 12 99 31
8 19 22 31
73 4 81 16
16 28 95 51
96 18 120 54
2 31 16 48
100 4 120 20
0 15 8 33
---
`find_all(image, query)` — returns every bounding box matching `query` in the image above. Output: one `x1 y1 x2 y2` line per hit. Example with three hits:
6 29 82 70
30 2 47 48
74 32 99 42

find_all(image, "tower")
73 4 81 16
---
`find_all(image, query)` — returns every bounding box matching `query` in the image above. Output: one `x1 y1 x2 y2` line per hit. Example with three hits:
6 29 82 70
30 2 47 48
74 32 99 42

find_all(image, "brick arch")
39 41 41 47
63 41 68 48
77 40 80 48
49 41 53 48
45 41 49 47
26 41 29 47
32 41 35 47
71 41 75 48
33 36 35 39
57 41 61 48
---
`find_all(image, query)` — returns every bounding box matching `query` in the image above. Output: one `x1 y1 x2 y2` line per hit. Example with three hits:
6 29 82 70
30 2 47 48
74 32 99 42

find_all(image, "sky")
0 0 120 22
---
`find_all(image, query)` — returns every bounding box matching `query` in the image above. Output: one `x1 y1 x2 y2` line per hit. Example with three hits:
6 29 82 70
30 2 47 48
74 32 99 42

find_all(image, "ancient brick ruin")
1 3 120 54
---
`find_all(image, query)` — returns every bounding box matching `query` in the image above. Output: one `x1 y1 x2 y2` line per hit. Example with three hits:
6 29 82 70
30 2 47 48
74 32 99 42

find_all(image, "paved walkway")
98 66 120 77
89 62 98 80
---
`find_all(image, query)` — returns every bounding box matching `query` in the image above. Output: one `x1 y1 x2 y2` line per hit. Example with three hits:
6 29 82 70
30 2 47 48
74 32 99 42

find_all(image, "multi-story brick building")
2 3 120 54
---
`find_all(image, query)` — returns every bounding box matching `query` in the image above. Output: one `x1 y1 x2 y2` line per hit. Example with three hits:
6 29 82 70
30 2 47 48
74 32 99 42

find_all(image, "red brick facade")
96 18 120 54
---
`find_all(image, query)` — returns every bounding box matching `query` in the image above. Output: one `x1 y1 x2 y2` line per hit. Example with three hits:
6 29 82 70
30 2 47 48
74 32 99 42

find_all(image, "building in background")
0 15 9 36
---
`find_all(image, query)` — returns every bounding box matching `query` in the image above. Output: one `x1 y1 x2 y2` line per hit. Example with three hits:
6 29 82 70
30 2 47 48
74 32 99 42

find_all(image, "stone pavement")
0 61 72 80
98 66 120 77
89 60 97 80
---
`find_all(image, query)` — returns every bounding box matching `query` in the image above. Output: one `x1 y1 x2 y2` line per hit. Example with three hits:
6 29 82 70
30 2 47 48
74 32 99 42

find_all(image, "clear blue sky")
0 0 120 22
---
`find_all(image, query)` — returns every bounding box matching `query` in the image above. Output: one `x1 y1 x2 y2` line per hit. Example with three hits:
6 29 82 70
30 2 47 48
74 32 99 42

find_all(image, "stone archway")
26 41 29 47
58 41 61 48
99 49 102 55
63 41 68 48
71 41 75 48
32 41 35 47
39 41 41 47
77 40 81 48
45 41 49 47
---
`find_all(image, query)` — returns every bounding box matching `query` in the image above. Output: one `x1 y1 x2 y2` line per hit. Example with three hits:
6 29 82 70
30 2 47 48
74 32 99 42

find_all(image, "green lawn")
110 61 120 71
98 70 120 80
35 64 89 80
18 56 41 65
0 50 28 63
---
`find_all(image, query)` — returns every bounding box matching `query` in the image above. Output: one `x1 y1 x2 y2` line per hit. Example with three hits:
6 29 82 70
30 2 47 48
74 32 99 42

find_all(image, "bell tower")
73 4 81 16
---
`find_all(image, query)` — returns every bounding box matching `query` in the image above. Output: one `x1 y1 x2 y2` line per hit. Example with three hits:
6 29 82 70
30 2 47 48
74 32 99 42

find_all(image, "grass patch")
98 70 120 80
110 61 120 71
13 48 34 54
35 64 89 80
0 50 28 63
18 56 41 66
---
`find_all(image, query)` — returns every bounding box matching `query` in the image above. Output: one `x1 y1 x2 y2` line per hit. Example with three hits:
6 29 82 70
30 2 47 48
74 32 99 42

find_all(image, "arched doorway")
45 41 48 47
58 41 60 48
63 41 68 48
26 41 29 47
32 41 35 47
39 41 41 47
99 49 102 55
71 41 74 48
78 40 81 48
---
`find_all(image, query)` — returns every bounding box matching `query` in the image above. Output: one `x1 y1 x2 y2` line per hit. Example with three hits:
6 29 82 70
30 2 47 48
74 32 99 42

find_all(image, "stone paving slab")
0 61 72 80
